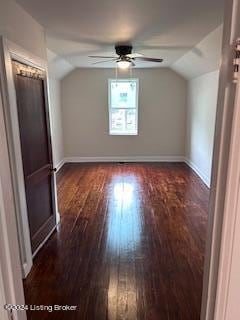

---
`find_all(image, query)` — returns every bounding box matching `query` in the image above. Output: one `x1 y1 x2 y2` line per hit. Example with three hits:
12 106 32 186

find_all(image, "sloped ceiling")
47 49 74 80
48 24 223 80
171 25 223 80
16 0 223 72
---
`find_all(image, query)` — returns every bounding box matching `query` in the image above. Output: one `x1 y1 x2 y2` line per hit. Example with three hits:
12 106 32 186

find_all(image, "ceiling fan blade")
92 58 117 65
89 55 117 58
126 53 144 58
135 57 163 63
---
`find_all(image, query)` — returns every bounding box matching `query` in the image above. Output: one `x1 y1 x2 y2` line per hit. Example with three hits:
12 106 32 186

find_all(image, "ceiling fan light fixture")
89 44 163 67
117 59 131 69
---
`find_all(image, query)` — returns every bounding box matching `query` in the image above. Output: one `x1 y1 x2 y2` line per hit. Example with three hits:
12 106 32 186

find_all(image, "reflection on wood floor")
24 163 209 320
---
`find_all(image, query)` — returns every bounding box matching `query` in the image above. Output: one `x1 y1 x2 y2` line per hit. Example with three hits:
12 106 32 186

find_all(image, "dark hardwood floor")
24 162 209 320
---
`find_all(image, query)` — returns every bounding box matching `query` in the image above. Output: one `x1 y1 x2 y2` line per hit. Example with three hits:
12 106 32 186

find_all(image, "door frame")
214 58 240 320
200 0 240 319
0 72 26 320
0 37 59 278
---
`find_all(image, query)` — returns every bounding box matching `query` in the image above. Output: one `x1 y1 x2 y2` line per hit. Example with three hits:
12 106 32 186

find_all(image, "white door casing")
201 0 240 319
0 74 26 320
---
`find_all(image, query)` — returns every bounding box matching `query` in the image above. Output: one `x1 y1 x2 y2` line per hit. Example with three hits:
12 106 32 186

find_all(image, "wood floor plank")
24 162 209 320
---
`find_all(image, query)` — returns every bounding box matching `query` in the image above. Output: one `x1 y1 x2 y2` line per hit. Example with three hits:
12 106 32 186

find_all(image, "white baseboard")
184 158 210 188
57 156 209 187
32 225 57 259
63 156 185 163
55 159 65 172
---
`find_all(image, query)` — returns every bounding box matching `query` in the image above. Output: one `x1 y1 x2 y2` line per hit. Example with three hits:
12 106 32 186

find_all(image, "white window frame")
108 78 139 136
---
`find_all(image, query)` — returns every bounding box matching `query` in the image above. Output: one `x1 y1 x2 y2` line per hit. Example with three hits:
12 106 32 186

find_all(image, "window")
108 79 139 135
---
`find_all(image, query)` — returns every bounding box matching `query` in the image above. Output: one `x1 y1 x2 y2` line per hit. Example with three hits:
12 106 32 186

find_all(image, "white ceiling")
15 0 223 69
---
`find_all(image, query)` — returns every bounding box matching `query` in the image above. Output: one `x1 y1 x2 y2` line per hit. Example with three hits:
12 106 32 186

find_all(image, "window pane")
110 109 137 134
110 109 125 133
126 109 137 132
111 81 137 108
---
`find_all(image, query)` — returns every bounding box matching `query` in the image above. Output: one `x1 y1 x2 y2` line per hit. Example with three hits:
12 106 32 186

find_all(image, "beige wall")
186 70 219 186
0 0 46 59
61 68 187 159
48 79 64 166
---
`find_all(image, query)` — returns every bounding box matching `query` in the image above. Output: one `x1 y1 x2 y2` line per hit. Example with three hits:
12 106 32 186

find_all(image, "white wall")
48 79 64 167
0 0 46 59
185 70 219 186
61 68 187 160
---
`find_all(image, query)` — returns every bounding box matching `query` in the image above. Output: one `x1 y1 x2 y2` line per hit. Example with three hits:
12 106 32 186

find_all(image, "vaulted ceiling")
16 0 223 69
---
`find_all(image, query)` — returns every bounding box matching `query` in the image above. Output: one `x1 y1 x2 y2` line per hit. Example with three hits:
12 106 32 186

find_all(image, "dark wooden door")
12 61 56 254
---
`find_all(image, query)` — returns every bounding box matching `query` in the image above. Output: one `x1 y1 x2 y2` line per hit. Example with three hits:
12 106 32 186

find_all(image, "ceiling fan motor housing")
115 45 132 56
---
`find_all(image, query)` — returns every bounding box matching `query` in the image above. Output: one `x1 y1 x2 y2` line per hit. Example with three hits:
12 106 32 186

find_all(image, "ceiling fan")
89 45 163 69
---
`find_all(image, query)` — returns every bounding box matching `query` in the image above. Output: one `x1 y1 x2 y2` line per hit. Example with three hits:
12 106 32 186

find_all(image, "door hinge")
233 38 240 83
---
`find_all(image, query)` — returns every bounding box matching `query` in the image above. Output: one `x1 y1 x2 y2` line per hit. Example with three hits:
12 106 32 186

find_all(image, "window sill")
109 132 138 136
